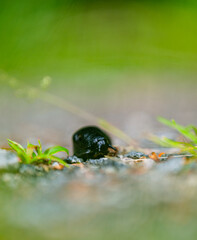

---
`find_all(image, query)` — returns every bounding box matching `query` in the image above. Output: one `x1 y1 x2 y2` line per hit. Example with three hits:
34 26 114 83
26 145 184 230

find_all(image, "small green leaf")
37 140 42 153
45 155 69 167
44 146 69 156
7 139 29 163
32 154 69 167
18 152 29 163
8 139 25 153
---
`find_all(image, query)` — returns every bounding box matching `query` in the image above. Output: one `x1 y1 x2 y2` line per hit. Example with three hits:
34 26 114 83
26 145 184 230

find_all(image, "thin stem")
0 71 138 148
36 88 137 146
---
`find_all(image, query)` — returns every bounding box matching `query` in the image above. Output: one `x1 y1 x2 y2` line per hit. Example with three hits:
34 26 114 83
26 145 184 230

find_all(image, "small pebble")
124 151 147 159
0 149 19 170
65 155 83 164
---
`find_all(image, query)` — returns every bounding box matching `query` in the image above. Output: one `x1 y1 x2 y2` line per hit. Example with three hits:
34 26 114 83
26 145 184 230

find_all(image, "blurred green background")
0 0 197 144
1 1 197 240
0 0 197 80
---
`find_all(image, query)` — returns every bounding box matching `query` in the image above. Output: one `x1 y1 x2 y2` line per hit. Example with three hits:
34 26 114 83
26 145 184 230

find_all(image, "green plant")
7 139 69 167
151 117 197 156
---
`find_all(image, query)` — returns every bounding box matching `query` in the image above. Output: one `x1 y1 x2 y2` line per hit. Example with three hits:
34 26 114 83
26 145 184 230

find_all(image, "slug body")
73 126 114 160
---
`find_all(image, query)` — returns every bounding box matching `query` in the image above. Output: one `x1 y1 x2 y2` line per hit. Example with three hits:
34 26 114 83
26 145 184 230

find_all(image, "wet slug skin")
73 126 115 160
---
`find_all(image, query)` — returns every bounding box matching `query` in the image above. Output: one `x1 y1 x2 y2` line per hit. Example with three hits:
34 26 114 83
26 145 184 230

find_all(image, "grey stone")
0 149 19 170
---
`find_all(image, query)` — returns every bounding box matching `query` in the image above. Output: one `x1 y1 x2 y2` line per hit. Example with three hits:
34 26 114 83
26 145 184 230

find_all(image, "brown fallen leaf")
158 152 165 158
72 163 84 168
51 162 65 170
149 152 159 162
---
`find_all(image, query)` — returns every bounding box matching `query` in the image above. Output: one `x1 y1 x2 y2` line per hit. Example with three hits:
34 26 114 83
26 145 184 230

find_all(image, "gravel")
1 149 197 240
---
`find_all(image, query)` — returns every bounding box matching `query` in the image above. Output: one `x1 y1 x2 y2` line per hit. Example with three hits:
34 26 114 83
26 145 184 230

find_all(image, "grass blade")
32 154 69 167
158 117 197 144
44 146 69 156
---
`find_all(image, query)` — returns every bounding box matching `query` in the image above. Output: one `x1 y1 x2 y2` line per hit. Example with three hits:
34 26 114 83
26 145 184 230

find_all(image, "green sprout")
7 139 69 167
151 117 197 156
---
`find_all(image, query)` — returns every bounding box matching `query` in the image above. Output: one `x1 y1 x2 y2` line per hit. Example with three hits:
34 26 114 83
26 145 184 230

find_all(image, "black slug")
73 126 116 160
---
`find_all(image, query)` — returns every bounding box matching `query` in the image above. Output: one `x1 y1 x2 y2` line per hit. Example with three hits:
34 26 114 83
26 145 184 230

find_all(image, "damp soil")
1 148 197 240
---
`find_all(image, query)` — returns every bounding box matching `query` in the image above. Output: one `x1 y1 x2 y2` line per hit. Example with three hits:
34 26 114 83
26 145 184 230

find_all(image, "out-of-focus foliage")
7 139 69 166
152 117 197 156
0 0 196 85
